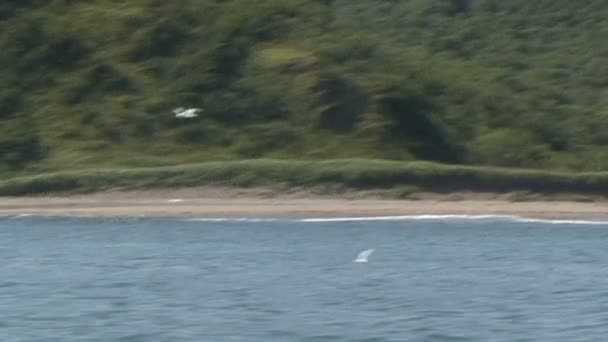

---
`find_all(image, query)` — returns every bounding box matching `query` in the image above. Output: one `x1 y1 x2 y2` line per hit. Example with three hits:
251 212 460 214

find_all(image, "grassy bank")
1 159 607 197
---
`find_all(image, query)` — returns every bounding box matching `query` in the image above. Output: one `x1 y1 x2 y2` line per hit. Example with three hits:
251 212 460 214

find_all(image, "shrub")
0 120 46 169
468 129 552 168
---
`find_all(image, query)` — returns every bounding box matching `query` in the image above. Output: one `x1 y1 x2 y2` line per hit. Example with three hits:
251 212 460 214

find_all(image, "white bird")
354 249 375 263
173 107 202 119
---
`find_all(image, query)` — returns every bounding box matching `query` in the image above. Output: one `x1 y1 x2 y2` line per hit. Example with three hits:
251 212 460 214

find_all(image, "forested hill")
2 0 608 174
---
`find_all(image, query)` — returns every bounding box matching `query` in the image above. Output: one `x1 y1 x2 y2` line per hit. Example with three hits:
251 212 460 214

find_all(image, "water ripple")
2 217 608 341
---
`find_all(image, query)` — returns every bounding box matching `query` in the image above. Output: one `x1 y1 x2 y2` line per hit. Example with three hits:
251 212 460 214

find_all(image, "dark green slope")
1 0 607 175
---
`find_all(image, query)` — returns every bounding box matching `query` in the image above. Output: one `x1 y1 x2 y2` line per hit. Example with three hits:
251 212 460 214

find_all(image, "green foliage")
0 89 21 120
315 73 367 132
255 46 319 70
128 18 189 61
2 0 608 177
0 0 43 20
2 159 608 196
0 119 46 170
468 129 552 168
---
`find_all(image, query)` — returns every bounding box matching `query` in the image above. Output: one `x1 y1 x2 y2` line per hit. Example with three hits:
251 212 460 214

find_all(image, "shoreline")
1 188 607 220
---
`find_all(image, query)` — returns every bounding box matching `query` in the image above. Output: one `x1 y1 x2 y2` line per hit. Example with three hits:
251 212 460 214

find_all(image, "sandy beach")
0 188 607 219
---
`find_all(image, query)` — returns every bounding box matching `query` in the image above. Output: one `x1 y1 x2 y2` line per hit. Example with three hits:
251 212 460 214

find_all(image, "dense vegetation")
1 0 608 177
3 159 608 197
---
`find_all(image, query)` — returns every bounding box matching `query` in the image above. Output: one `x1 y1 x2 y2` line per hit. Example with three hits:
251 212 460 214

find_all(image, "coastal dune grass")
1 159 607 196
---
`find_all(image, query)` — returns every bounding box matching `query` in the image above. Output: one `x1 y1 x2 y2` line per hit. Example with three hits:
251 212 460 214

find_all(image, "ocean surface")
2 215 608 342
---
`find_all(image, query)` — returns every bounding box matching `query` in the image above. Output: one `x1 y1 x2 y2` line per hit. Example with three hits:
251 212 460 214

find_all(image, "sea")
1 215 608 341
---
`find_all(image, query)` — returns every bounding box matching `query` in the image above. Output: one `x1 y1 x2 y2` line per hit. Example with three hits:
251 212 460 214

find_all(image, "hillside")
1 0 608 176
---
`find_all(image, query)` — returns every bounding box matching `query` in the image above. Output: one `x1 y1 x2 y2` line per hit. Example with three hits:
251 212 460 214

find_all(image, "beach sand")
1 188 607 219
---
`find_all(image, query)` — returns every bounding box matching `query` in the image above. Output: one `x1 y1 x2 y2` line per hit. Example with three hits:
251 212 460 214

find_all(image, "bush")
0 120 46 169
128 19 189 61
315 73 367 132
468 129 552 168
0 89 21 119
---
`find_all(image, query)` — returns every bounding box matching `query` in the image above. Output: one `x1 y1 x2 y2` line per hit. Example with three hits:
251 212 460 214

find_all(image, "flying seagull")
354 249 375 263
173 107 202 119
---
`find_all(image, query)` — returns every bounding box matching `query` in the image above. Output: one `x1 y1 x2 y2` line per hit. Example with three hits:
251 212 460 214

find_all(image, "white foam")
0 214 33 219
300 215 515 223
184 215 608 226
187 218 280 223
303 215 608 225
3 214 607 226
513 217 608 225
167 199 184 203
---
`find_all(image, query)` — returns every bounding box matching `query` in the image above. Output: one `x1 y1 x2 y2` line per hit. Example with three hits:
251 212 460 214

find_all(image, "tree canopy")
1 0 607 173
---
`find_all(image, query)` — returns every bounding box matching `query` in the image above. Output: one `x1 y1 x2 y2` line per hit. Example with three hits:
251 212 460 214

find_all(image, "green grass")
254 45 319 70
2 159 608 196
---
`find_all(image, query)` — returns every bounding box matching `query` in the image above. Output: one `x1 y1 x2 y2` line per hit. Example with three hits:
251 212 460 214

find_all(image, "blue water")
2 216 608 341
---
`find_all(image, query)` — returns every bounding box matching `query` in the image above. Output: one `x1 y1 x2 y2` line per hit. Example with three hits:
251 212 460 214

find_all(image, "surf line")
187 215 608 225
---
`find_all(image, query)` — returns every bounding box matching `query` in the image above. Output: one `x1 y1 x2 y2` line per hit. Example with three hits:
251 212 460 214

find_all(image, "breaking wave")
187 215 608 225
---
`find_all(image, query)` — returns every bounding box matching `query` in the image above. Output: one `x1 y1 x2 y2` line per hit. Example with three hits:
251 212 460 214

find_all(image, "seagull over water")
354 249 375 263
